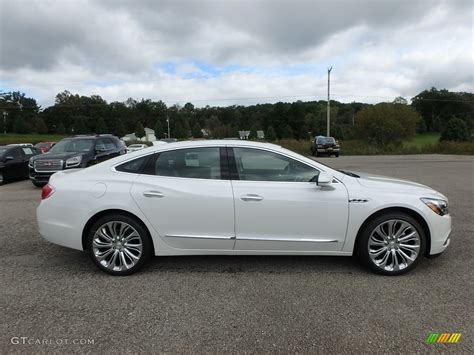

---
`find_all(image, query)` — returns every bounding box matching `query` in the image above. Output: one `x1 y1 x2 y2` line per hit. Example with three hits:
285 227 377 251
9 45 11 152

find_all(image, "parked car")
126 144 148 153
37 140 451 276
311 136 340 157
29 134 126 187
0 145 39 185
160 138 178 143
7 143 34 147
34 141 56 154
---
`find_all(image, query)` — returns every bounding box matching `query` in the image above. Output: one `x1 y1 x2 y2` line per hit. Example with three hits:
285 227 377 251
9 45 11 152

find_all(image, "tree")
192 122 203 138
56 122 66 134
154 120 164 139
393 96 408 105
281 124 294 139
266 126 277 141
173 121 187 139
13 116 28 133
135 122 145 138
440 117 470 142
34 117 48 134
73 116 88 134
95 117 108 134
355 103 420 145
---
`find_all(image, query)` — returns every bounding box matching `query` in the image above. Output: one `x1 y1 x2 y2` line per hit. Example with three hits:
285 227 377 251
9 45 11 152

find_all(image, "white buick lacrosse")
37 140 451 276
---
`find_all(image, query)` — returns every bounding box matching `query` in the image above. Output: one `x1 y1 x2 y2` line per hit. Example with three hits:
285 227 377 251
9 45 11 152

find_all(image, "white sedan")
37 140 451 276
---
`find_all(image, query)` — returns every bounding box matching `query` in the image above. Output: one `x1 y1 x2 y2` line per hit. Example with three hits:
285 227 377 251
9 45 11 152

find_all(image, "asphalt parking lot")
1 154 473 353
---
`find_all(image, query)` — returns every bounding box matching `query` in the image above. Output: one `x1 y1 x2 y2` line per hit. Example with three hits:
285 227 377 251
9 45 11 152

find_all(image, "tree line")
0 87 472 144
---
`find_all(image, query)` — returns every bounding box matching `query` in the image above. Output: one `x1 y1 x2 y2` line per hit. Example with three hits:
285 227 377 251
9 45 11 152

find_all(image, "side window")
147 148 221 180
103 138 116 150
115 156 149 174
9 148 22 159
232 148 319 182
95 138 107 151
22 147 35 156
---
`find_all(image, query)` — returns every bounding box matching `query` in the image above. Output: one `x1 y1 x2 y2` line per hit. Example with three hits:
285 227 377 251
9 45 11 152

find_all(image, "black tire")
32 181 46 188
86 213 153 276
311 149 315 157
356 212 426 276
315 151 319 157
335 153 339 157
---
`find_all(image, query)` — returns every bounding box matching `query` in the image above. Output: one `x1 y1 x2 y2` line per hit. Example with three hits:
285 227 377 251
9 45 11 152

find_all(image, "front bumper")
428 214 452 255
29 167 54 183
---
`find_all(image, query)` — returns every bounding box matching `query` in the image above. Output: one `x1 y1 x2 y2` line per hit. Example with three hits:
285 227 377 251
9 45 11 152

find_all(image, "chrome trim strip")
238 237 338 243
165 234 236 240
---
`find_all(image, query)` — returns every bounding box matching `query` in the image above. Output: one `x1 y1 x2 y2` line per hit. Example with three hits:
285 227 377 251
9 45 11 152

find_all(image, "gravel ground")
0 154 473 353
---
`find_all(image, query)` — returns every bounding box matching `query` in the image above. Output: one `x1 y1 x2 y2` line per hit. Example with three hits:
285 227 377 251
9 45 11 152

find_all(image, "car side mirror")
316 172 332 187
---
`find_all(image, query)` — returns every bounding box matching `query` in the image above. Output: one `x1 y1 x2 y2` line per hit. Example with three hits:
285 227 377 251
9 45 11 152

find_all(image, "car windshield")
49 139 94 153
317 137 336 144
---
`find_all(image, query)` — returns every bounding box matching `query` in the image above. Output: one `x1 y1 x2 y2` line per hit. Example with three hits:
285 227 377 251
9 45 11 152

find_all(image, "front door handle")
143 191 164 198
240 194 264 202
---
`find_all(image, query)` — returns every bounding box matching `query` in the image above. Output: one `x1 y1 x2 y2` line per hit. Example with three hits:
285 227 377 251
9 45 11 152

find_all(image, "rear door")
130 146 236 250
4 147 25 179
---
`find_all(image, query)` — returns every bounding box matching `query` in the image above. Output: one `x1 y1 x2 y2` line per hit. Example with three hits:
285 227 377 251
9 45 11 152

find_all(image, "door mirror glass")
316 172 332 186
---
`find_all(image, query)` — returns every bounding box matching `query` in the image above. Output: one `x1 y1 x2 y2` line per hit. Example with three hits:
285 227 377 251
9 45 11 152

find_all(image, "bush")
440 117 470 142
355 103 421 145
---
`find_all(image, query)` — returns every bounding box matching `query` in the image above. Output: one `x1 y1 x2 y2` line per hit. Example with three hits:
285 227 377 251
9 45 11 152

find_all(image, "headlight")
29 157 34 167
421 198 448 216
65 155 82 168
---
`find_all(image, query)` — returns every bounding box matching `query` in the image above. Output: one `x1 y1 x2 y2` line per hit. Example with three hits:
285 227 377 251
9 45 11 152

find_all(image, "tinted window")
8 148 22 159
115 156 149 174
233 148 318 182
148 148 221 179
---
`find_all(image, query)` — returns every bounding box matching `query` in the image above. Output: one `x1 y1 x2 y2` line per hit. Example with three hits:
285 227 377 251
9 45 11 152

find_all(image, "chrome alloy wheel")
368 219 421 272
92 221 143 272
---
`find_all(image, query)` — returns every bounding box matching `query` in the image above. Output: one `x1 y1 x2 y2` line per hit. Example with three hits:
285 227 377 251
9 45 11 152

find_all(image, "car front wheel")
356 213 425 275
86 214 153 275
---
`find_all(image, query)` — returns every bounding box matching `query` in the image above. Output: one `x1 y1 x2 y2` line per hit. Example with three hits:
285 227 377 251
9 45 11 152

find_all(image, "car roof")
154 139 281 150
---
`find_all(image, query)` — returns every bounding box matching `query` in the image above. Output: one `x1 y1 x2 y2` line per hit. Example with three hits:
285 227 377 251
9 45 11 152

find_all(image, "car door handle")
143 191 164 198
240 194 264 202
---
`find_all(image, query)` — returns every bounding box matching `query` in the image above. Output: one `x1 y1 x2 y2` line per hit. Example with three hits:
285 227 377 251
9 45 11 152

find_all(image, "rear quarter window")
115 156 149 174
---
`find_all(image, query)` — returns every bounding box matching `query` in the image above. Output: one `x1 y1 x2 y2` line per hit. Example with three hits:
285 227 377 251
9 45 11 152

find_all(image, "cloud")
0 0 472 106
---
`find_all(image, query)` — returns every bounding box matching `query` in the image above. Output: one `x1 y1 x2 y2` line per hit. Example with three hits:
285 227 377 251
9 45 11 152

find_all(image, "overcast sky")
0 0 472 107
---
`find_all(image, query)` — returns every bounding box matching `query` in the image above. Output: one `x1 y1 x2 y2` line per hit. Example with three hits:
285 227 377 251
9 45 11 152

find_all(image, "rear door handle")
143 191 164 198
240 194 263 202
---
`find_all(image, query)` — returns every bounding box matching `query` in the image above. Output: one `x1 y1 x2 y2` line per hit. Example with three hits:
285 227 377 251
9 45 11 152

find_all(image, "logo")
426 333 462 344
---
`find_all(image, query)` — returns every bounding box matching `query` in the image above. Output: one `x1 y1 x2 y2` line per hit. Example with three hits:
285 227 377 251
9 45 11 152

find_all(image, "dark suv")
29 135 126 187
311 136 340 157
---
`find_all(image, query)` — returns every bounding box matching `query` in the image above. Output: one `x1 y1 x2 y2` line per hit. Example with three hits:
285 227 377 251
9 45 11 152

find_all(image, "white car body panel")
37 140 451 258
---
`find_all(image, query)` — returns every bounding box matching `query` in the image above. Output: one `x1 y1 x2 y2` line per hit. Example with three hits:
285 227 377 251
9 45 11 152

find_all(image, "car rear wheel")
86 214 153 276
356 213 425 275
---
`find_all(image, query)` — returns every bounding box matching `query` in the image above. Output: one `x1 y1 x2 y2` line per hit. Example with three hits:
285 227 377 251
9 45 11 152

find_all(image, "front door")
230 147 349 252
130 147 235 250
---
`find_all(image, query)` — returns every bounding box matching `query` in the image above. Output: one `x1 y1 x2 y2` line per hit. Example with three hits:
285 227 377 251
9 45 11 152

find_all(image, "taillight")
41 184 55 200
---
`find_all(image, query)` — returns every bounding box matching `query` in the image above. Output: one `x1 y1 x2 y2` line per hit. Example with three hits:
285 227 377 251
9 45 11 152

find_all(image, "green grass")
403 133 440 148
0 134 67 145
276 134 474 156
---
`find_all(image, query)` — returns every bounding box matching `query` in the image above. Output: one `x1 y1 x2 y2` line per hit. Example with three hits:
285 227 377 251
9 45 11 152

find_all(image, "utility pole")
2 111 7 135
166 116 170 138
326 67 332 137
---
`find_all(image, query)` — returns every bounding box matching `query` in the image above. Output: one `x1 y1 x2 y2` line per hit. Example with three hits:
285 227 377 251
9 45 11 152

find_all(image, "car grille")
34 160 63 172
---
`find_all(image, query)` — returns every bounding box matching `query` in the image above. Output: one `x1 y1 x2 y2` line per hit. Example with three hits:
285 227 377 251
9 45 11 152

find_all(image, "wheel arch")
354 207 431 257
82 209 154 251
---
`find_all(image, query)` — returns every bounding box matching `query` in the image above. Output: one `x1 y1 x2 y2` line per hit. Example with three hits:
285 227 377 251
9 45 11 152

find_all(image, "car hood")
31 152 87 161
354 171 447 199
